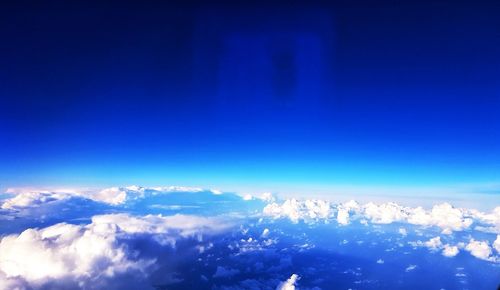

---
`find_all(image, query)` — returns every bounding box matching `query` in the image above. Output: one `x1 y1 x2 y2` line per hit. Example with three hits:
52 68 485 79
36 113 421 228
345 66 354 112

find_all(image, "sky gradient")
1 1 499 199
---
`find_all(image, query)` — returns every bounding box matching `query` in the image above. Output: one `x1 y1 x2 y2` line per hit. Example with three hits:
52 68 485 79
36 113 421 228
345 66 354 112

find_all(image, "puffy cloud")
1 190 71 210
363 202 407 224
336 208 350 226
92 187 133 205
470 207 500 234
263 199 498 235
424 237 443 251
363 202 474 233
0 213 230 289
336 200 360 226
241 192 276 203
409 203 473 233
494 235 500 254
263 199 331 224
414 237 458 257
276 274 300 290
1 186 229 209
465 239 493 261
405 265 417 272
442 244 459 257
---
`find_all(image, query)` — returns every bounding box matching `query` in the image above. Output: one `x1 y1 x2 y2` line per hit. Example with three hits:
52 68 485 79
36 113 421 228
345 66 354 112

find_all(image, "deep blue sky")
1 1 499 195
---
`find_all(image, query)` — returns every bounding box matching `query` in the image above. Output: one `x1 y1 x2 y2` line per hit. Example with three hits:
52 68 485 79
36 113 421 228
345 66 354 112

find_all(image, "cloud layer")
1 185 499 289
263 198 500 262
0 213 230 289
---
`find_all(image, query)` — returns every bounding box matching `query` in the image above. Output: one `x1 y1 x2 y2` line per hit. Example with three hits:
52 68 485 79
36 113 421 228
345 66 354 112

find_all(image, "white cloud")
424 237 443 251
241 192 276 203
469 207 500 234
336 208 350 226
376 259 384 264
442 244 459 257
1 186 237 209
0 213 230 289
276 274 300 290
263 199 498 236
465 239 493 261
405 265 417 272
336 200 360 226
93 187 133 205
415 237 460 258
493 235 500 254
1 191 71 210
263 199 331 224
363 202 406 224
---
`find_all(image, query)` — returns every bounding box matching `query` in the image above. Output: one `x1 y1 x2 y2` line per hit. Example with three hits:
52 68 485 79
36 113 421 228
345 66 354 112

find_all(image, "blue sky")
1 1 499 199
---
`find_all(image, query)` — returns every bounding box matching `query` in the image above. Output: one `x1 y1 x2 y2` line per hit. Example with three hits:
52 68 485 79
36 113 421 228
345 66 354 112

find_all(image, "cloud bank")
1 186 226 209
263 199 499 234
263 198 500 263
0 213 231 289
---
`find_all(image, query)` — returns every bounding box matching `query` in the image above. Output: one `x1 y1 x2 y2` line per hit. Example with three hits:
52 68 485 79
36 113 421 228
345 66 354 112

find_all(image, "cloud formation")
465 239 495 261
1 186 226 209
263 198 500 263
263 199 500 234
0 213 230 289
276 274 300 290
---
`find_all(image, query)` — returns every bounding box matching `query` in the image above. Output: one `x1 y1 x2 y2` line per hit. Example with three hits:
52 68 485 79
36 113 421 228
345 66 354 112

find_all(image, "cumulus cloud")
442 244 459 257
0 213 230 289
276 274 300 290
494 235 500 254
1 186 229 209
263 199 498 235
336 208 349 225
413 236 495 260
1 190 71 210
465 239 493 261
424 237 443 251
264 198 500 263
263 199 331 224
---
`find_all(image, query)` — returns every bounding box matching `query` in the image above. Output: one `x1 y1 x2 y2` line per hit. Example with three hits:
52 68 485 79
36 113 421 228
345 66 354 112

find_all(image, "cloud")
413 236 496 260
263 199 499 235
1 190 71 210
405 265 417 272
263 198 500 263
465 239 493 261
471 207 500 234
363 202 407 224
494 235 500 254
1 186 230 209
276 274 300 290
424 237 443 251
442 244 459 257
0 213 231 289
